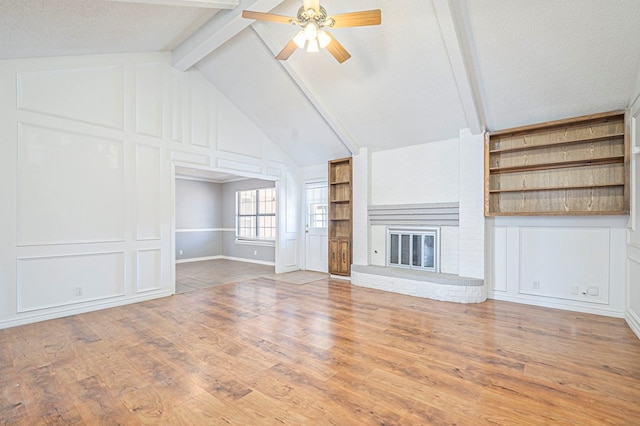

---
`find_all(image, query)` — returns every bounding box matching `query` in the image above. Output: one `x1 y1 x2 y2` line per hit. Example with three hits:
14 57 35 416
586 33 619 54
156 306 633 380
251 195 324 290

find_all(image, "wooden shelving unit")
485 110 629 216
328 157 353 275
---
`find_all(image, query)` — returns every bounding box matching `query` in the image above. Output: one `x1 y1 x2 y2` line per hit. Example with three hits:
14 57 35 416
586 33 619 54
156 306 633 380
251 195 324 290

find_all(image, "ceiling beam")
433 0 485 134
107 0 239 8
172 0 285 71
250 22 360 156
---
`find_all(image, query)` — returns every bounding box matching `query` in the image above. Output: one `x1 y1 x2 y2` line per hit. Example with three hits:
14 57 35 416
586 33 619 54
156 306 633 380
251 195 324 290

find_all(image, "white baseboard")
176 255 223 264
626 308 640 341
489 291 624 318
176 255 275 267
0 289 174 330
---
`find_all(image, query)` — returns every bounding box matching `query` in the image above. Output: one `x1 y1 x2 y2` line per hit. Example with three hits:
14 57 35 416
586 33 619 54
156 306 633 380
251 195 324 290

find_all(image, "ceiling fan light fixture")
317 30 331 48
293 30 307 48
306 38 320 53
304 22 318 40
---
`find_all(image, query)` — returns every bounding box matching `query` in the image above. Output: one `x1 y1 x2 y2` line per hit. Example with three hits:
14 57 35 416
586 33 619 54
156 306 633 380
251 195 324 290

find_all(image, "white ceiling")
2 0 640 167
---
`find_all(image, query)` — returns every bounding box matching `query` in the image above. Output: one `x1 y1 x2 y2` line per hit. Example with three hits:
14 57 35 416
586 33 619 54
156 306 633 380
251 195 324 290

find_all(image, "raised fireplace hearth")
351 265 486 304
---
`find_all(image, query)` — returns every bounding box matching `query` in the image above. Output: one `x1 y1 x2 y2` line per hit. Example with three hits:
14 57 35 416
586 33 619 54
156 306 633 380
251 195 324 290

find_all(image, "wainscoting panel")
17 252 125 312
136 249 162 293
135 62 164 138
190 82 214 148
519 227 610 304
135 144 161 240
491 226 508 292
17 65 124 129
17 123 125 246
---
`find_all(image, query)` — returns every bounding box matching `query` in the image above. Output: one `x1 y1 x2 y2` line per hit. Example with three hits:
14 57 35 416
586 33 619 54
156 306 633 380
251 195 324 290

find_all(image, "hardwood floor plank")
1 260 639 424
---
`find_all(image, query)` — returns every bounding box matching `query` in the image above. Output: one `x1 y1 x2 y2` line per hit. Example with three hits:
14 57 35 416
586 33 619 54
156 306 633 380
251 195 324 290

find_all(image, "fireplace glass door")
388 228 439 272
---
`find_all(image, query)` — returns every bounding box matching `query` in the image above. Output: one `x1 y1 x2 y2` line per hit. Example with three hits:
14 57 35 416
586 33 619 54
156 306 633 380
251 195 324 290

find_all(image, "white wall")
627 88 640 337
0 52 297 329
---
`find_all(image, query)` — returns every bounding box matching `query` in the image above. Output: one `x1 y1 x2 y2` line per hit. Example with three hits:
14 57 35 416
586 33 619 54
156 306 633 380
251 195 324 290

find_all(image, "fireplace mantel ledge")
351 265 486 303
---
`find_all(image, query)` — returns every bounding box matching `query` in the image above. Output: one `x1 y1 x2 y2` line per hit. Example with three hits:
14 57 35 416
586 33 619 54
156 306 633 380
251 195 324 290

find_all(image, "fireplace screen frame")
386 227 440 273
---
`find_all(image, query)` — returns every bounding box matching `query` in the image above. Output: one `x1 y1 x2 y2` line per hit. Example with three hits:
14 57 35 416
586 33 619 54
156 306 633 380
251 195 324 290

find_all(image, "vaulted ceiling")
2 0 640 167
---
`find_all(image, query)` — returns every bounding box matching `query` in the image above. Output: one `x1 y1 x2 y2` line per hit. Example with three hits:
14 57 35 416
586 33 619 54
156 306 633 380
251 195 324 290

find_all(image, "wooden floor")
2 261 640 425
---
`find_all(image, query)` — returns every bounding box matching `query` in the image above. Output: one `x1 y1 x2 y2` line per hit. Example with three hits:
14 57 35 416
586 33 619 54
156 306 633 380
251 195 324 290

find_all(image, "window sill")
235 238 275 247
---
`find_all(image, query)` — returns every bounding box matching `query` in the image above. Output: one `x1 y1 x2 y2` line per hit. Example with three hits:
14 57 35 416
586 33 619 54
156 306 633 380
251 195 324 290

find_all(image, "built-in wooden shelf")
485 110 629 216
328 157 353 276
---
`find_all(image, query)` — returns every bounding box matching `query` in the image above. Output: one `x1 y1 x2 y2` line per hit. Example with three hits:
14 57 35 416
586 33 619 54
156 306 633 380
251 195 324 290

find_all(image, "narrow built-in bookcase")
328 157 352 275
485 110 629 216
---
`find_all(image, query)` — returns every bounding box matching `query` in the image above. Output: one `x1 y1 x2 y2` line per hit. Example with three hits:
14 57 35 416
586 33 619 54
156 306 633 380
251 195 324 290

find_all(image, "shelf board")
330 180 351 185
489 132 624 154
487 210 629 217
330 218 351 221
330 199 350 204
489 155 624 174
489 182 624 193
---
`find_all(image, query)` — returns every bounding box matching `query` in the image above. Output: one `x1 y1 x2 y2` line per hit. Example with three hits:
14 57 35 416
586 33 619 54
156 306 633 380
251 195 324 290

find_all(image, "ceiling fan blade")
276 39 299 61
303 0 319 12
242 10 293 24
325 32 351 63
328 9 381 28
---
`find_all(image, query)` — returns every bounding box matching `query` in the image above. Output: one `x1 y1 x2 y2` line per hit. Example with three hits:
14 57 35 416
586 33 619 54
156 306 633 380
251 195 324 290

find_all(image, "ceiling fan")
242 0 381 63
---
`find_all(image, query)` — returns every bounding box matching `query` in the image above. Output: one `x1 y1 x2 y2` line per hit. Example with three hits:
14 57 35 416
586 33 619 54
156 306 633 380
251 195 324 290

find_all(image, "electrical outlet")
179 250 183 255
570 285 579 295
74 286 83 297
532 280 540 290
587 286 599 296
254 250 257 256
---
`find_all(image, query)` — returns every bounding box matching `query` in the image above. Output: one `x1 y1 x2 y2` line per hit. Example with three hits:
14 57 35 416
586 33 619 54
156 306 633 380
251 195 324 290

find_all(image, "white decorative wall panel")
216 158 261 174
171 150 210 166
519 227 610 303
170 73 188 143
136 249 161 292
17 252 125 312
630 111 640 245
492 227 508 292
135 63 164 138
136 144 161 240
17 66 124 129
17 124 125 245
190 85 213 148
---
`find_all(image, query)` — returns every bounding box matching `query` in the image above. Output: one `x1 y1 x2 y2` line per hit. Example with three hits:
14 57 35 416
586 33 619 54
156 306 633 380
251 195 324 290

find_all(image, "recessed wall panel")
136 144 161 240
135 62 164 138
137 249 161 293
492 227 508 291
18 65 124 129
519 227 609 303
17 252 125 312
190 87 212 148
17 124 125 245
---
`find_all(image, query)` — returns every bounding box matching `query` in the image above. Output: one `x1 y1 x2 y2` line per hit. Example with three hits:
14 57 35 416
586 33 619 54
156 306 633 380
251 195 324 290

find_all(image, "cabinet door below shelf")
329 238 350 275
